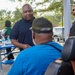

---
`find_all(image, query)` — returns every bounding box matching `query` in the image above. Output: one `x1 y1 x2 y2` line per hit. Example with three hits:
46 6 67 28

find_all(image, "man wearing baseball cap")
7 17 62 75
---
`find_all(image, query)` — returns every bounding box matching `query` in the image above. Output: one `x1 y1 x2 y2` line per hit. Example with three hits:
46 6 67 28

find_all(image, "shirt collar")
22 17 30 22
22 17 35 23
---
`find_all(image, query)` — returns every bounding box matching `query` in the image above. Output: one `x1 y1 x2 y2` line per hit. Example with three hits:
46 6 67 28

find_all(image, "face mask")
33 39 36 45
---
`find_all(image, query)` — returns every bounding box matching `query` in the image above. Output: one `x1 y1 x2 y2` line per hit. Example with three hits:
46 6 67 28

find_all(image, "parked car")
53 27 65 42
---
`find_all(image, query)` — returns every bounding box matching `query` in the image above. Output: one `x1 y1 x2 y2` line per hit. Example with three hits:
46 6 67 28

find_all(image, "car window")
53 27 64 33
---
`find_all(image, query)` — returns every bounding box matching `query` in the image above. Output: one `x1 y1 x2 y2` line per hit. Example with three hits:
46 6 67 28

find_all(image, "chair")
1 47 20 64
0 47 20 74
44 36 75 75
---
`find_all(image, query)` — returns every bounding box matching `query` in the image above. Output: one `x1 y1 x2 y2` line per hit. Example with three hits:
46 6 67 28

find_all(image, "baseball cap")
30 17 53 33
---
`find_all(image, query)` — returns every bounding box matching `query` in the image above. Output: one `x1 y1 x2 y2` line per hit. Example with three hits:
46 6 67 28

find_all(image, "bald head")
22 4 33 11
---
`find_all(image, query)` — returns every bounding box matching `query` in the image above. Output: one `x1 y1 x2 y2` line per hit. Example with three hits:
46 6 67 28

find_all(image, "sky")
0 0 25 11
0 0 44 12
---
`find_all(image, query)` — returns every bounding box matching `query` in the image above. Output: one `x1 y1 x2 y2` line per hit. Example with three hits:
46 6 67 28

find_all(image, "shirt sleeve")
4 28 7 36
7 53 24 75
10 23 19 40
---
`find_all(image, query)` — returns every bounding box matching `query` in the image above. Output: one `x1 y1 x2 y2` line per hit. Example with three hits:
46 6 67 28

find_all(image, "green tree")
6 0 75 28
12 8 22 24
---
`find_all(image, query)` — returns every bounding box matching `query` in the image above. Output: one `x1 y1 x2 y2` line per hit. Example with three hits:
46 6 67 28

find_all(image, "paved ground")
0 64 11 75
0 48 19 75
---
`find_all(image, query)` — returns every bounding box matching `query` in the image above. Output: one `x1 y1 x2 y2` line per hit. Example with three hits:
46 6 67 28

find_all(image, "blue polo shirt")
10 18 34 47
7 41 62 75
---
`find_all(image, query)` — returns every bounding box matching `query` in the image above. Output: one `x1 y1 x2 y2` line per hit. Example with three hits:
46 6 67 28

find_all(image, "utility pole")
63 0 71 41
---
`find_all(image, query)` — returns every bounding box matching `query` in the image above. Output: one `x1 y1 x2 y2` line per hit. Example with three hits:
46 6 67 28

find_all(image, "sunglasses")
72 9 75 11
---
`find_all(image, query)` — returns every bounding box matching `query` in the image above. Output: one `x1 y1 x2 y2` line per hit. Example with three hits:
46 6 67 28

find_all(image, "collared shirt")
10 18 34 47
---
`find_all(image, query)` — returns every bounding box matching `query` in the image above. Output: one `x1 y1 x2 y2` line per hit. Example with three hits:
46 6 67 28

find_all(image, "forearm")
11 39 30 49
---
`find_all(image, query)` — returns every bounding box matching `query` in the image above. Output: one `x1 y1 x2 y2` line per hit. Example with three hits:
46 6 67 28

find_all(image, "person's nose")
26 11 30 14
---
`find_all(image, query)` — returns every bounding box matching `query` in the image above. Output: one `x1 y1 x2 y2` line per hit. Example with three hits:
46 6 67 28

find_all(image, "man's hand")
23 44 31 49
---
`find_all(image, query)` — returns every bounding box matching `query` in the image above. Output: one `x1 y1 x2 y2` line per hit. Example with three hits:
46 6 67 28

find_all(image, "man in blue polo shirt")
7 17 62 75
10 4 34 51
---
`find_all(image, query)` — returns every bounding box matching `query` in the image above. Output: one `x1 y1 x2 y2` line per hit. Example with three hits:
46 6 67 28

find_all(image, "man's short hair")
31 17 53 33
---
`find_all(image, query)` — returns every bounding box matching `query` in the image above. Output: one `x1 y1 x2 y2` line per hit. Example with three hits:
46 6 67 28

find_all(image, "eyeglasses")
72 9 75 11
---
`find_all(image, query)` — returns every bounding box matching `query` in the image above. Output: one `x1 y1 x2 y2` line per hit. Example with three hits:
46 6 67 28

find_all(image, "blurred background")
0 0 75 43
